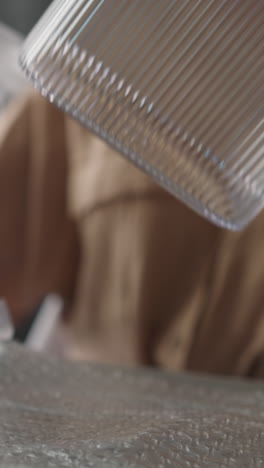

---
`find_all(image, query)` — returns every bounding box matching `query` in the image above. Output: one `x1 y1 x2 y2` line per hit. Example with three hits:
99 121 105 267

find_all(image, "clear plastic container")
20 0 264 229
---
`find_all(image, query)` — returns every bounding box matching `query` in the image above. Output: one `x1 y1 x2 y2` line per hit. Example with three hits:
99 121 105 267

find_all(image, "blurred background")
0 0 52 35
0 0 57 344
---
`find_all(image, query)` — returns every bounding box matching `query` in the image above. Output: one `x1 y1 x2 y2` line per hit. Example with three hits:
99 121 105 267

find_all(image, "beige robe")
1 91 264 377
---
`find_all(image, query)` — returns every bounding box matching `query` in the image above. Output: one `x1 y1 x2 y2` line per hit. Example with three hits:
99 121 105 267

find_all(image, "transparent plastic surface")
1 343 264 467
20 0 264 229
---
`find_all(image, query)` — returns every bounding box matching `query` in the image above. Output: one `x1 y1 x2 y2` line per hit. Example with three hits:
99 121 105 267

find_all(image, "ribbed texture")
20 0 264 229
